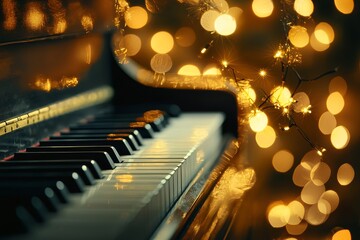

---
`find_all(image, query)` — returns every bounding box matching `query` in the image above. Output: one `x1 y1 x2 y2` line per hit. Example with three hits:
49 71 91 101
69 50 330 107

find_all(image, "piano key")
0 205 35 234
25 146 122 164
39 139 133 156
70 122 154 138
61 129 144 146
89 118 163 132
0 172 85 193
0 160 103 180
0 184 61 213
49 134 140 151
13 151 115 170
0 164 95 186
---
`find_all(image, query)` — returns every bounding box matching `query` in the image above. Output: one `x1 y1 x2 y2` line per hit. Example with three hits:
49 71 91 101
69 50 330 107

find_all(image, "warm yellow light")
125 6 148 29
301 150 322 170
259 69 267 77
267 203 291 228
249 110 268 132
212 0 229 12
3 0 17 31
270 86 292 107
293 92 310 113
221 60 229 68
203 66 222 76
331 125 350 149
334 0 354 14
240 87 257 104
25 2 45 31
151 31 174 54
337 163 355 185
228 7 243 20
116 174 133 183
318 190 339 214
326 92 345 115
200 10 220 32
150 54 173 73
287 200 305 225
178 64 201 76
81 15 93 32
122 34 142 56
214 14 237 36
175 27 196 47
54 19 67 34
286 222 308 236
252 0 274 18
318 111 337 135
288 26 309 48
332 229 352 240
301 181 325 204
294 0 314 17
293 164 311 187
272 150 294 173
329 76 347 96
310 32 330 51
274 50 284 59
314 22 335 45
255 126 276 148
310 162 331 186
305 204 328 225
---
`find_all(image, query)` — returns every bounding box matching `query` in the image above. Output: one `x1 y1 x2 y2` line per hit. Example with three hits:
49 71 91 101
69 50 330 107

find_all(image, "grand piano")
0 1 255 239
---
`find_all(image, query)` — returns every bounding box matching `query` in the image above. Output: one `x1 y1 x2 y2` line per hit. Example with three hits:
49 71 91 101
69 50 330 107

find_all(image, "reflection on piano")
0 1 254 239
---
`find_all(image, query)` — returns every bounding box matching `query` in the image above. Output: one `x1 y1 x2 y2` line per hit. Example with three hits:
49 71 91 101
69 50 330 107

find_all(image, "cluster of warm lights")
267 148 354 237
114 0 356 237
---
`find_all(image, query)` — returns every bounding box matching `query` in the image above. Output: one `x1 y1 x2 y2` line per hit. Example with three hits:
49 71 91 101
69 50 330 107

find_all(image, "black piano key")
0 205 35 234
0 184 61 213
50 134 140 151
0 159 103 180
0 196 48 223
0 172 85 193
14 151 116 170
90 117 163 132
0 164 95 186
61 129 144 146
26 146 122 164
70 122 154 138
39 139 133 156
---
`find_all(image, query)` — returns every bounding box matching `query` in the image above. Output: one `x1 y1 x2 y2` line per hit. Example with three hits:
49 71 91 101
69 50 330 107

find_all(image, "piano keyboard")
1 110 224 240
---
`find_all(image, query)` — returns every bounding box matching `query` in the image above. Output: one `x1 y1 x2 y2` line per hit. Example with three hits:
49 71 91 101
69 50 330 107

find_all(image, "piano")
0 1 255 239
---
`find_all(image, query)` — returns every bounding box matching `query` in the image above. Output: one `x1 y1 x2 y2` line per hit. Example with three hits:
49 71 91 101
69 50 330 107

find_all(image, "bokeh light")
326 92 345 115
122 34 142 56
267 202 291 228
294 0 314 17
177 64 201 76
287 200 305 225
334 0 354 14
252 0 274 18
201 10 220 32
286 221 308 235
318 111 337 135
255 125 276 148
272 150 294 173
249 110 268 132
301 181 325 204
125 6 148 29
151 31 174 54
288 26 309 48
150 54 172 73
318 190 339 214
270 86 292 107
175 27 196 47
293 164 311 187
310 32 330 51
305 204 328 225
314 22 335 44
301 150 322 170
310 162 331 186
293 92 310 113
329 76 347 96
331 125 350 149
214 14 237 36
337 163 355 186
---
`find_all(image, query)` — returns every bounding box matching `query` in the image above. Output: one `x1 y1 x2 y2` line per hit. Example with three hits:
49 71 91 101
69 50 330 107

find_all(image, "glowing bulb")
252 0 274 18
288 26 309 48
125 6 148 29
222 60 229 68
274 50 284 59
151 31 174 54
294 0 314 17
334 0 354 14
270 86 292 107
249 110 268 132
214 14 237 36
331 125 350 149
259 69 267 77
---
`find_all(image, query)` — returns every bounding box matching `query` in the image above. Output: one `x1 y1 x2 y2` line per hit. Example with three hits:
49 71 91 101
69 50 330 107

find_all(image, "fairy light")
259 69 267 77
